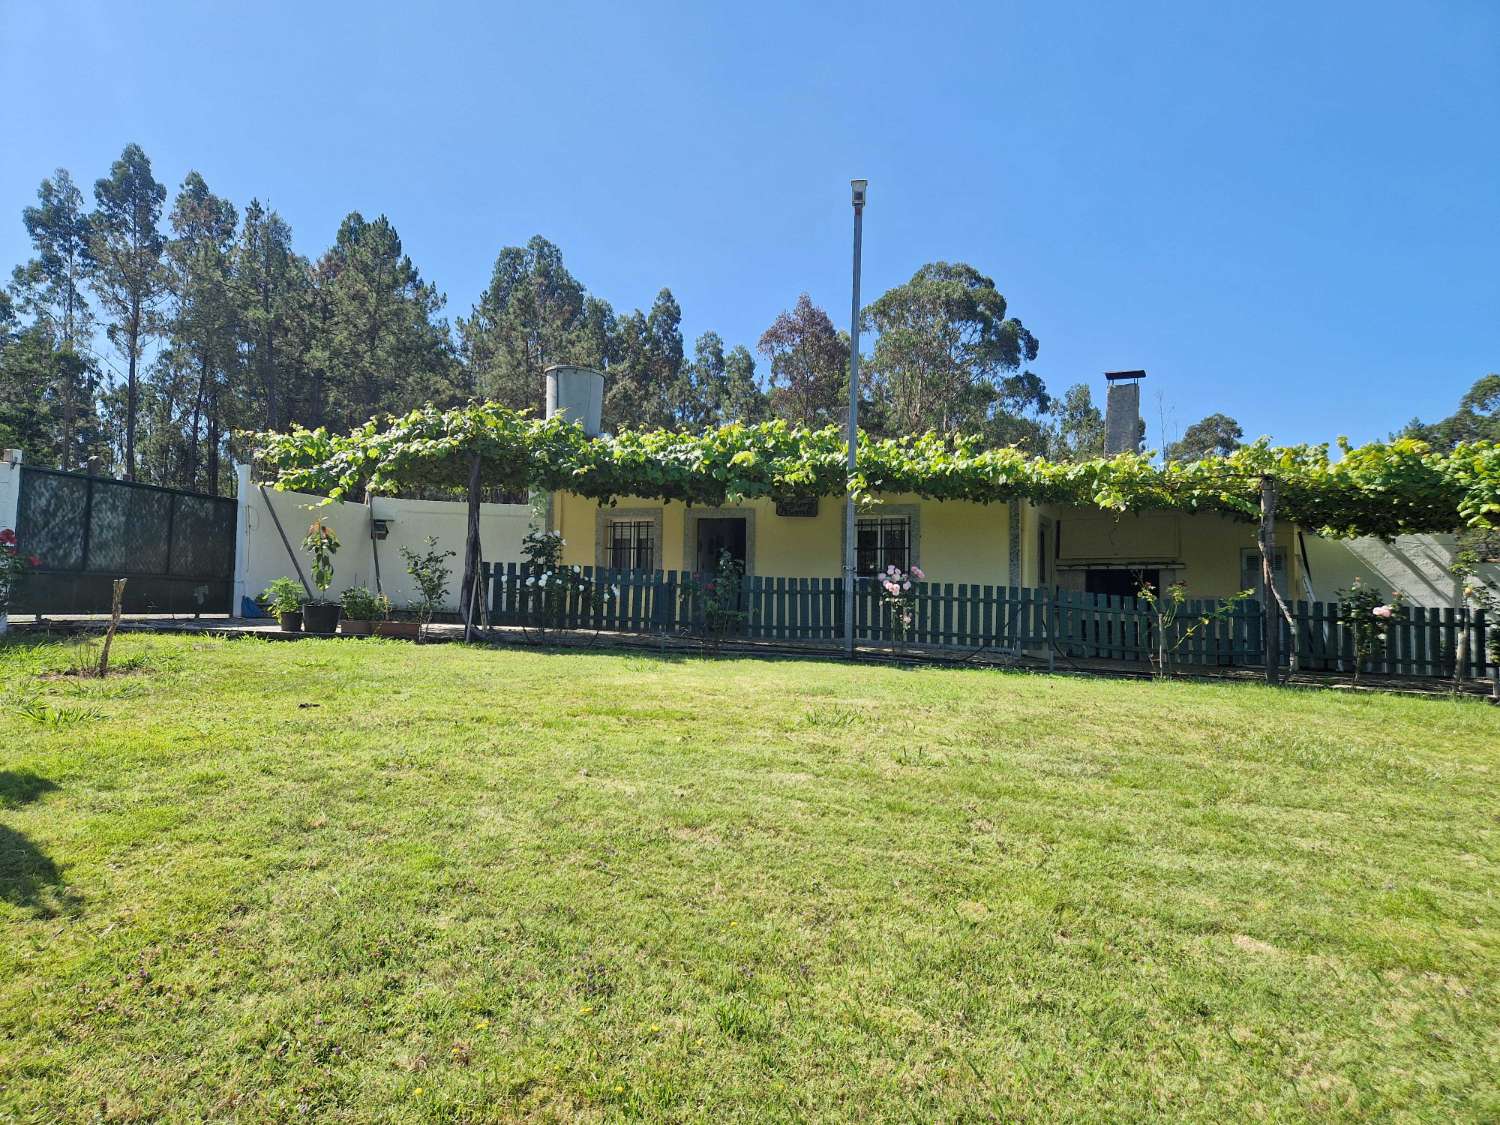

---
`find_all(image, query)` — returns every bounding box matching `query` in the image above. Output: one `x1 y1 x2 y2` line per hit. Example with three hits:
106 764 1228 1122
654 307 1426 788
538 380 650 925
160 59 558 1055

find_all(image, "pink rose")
909 566 924 580
1372 605 1393 619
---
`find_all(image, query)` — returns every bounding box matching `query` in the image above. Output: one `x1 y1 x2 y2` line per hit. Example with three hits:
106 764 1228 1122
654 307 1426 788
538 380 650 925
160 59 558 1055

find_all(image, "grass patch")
1 633 1497 1120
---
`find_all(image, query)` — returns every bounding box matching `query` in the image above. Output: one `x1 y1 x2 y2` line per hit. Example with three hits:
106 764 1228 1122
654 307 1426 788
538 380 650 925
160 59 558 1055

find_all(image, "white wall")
235 477 531 615
1300 532 1499 608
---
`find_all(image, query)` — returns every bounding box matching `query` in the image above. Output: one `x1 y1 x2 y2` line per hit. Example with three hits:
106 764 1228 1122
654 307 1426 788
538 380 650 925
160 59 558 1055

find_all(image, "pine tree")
232 200 313 432
311 212 458 429
678 331 767 428
719 344 767 425
91 144 167 479
9 169 102 468
601 290 685 430
161 172 240 490
459 236 592 413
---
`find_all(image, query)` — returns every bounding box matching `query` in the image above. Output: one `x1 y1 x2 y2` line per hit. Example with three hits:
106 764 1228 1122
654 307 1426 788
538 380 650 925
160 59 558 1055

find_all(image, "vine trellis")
251 403 1500 646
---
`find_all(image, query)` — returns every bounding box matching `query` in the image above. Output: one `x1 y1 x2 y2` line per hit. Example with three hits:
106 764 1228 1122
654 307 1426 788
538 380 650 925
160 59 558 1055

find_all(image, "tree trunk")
124 305 141 480
1260 474 1280 685
461 451 482 642
187 352 208 489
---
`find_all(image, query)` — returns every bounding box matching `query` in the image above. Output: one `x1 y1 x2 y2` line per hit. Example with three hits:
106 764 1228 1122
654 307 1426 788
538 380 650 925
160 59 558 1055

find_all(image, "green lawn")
1 634 1497 1122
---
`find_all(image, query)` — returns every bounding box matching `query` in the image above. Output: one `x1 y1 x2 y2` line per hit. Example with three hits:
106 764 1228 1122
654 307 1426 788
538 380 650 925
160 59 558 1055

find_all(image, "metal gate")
12 467 236 615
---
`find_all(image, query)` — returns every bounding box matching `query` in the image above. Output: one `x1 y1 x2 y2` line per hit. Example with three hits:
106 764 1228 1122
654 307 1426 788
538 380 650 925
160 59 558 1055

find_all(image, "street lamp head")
851 178 868 207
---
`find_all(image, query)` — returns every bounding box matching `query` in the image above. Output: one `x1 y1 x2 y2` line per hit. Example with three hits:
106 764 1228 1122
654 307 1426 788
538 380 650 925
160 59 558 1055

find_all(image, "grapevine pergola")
253 402 1500 646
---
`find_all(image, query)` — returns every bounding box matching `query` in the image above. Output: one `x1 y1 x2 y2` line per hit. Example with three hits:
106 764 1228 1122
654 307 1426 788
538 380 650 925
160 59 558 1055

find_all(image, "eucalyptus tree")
757 293 848 428
1047 383 1107 461
1402 375 1500 450
1165 412 1245 462
863 262 1041 439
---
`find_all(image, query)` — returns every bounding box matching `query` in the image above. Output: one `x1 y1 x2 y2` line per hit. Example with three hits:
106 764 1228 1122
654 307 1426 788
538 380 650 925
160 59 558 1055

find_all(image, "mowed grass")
1 635 1498 1122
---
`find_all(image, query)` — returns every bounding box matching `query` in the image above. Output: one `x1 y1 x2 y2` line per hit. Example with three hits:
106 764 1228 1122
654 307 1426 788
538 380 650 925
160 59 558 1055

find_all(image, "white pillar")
0 449 20 633
0 448 21 535
232 462 251 617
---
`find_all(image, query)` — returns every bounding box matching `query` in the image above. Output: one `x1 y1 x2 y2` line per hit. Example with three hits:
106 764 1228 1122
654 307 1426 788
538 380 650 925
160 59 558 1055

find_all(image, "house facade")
543 366 1488 608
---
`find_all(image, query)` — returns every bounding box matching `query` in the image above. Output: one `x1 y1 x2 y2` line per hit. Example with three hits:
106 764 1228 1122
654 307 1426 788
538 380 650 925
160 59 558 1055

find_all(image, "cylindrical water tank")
544 365 604 436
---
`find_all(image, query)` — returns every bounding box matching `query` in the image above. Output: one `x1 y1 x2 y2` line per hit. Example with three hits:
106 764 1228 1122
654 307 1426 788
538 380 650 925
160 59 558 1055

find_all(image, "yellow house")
543 366 1479 608
551 490 1295 601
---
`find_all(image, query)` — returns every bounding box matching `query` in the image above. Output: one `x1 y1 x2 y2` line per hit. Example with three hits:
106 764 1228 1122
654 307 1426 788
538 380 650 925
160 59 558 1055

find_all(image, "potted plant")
300 519 342 634
259 576 307 633
391 536 454 640
339 586 388 635
0 527 40 636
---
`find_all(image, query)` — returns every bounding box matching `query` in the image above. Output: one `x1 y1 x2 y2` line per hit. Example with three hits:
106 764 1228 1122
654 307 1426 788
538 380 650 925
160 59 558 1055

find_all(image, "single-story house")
543 367 1481 607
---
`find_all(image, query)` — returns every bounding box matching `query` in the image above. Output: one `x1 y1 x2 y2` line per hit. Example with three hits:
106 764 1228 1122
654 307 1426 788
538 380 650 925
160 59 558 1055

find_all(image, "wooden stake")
97 578 126 677
1259 474 1280 684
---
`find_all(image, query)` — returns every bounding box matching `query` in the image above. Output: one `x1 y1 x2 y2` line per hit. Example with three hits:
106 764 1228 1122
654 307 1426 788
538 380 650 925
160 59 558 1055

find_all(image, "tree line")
3 142 1255 495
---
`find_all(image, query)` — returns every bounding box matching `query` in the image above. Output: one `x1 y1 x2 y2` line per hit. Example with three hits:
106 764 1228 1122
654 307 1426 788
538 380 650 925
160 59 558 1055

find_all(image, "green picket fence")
479 563 1494 680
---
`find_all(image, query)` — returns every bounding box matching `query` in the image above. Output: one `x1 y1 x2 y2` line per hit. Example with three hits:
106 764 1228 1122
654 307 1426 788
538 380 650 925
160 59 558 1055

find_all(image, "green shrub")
259 577 306 616
340 586 388 621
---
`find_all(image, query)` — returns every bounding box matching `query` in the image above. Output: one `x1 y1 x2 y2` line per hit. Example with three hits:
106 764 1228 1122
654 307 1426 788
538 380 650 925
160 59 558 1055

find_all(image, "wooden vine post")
461 449 482 643
1259 474 1280 684
97 577 126 677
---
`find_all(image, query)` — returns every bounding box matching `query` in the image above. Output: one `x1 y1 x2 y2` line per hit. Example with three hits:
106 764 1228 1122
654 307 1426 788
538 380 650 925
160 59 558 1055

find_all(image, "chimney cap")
1104 370 1147 382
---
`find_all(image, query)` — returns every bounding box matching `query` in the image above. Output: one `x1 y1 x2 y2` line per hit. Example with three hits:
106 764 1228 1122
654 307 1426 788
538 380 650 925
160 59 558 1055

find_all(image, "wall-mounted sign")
775 496 819 518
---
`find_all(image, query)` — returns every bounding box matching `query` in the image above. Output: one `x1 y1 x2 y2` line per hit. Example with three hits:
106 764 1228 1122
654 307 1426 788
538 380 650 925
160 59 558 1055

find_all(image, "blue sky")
3 0 1496 447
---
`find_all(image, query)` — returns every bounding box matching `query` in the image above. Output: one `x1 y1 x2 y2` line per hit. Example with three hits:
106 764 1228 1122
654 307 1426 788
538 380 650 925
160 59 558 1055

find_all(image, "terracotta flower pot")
277 610 303 633
374 620 422 639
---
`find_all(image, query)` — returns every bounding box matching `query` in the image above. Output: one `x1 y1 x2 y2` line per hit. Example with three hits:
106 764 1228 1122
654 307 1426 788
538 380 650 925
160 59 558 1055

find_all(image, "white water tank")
544 365 604 436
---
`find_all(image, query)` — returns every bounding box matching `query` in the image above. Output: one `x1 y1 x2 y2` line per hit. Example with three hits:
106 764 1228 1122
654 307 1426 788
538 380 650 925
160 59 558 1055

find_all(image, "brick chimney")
1104 370 1145 455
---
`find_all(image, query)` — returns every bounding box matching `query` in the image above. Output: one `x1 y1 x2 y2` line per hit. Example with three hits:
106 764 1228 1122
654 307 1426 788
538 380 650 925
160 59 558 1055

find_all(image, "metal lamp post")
843 178 867 657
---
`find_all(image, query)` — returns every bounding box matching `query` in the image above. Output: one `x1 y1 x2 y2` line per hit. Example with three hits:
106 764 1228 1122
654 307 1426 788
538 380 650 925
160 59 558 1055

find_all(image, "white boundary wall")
232 466 531 615
1301 531 1500 609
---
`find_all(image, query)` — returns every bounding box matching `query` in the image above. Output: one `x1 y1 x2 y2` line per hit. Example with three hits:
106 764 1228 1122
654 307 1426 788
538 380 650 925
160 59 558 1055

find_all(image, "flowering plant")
0 527 40 616
1336 578 1405 684
680 548 746 649
520 528 615 639
877 562 924 643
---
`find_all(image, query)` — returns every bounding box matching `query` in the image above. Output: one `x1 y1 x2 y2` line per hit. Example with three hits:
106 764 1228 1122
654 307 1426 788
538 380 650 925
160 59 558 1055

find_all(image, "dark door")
1084 567 1159 598
695 517 747 574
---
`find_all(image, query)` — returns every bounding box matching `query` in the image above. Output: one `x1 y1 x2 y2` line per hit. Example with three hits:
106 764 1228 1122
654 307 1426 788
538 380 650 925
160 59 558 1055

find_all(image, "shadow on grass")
0 771 81 918
0 770 59 809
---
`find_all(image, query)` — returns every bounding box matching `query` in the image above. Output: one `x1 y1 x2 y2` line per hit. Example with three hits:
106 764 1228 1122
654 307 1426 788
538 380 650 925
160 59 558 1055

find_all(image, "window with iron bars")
856 516 911 577
606 519 656 570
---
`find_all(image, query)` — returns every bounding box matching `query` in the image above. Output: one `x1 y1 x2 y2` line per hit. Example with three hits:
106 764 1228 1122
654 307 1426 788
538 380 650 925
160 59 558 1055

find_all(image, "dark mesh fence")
170 493 236 579
87 481 173 574
13 467 236 614
16 469 88 571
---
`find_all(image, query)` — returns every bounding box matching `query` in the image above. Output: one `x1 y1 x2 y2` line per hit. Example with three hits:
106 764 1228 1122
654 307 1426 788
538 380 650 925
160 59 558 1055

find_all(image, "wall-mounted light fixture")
371 518 391 540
